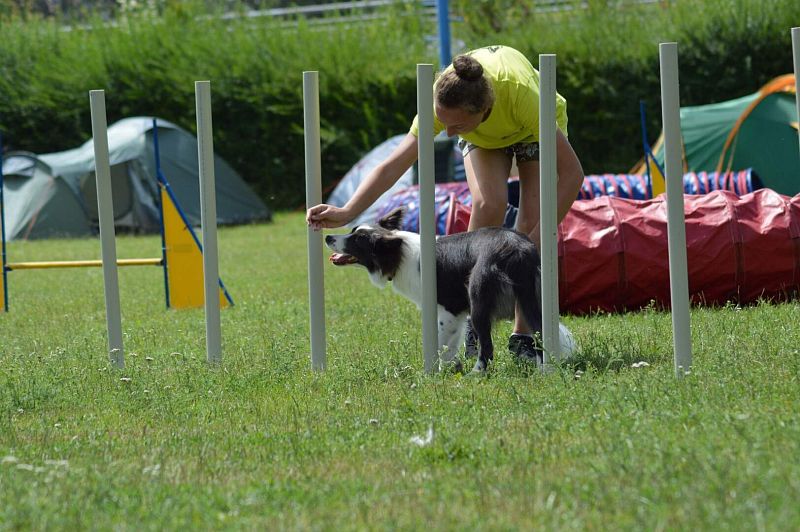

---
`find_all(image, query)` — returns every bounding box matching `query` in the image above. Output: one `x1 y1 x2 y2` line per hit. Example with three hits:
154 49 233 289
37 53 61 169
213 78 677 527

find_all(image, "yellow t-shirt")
409 45 568 148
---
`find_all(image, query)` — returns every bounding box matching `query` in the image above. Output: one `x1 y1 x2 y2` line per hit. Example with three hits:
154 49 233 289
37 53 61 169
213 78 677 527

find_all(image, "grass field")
1 212 799 530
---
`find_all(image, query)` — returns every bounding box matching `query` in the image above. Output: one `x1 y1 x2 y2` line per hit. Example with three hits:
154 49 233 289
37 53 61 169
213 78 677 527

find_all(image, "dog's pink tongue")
329 253 357 266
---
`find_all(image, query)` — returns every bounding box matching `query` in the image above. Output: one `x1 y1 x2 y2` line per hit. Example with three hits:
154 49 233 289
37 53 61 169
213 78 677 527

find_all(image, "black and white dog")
325 208 575 373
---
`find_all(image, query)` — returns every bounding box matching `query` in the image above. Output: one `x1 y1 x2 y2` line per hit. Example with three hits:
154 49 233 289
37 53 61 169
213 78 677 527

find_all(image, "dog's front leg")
437 308 465 372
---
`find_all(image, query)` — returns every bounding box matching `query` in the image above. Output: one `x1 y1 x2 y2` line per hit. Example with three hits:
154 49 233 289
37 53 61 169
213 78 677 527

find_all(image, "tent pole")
151 118 171 310
0 132 8 312
639 101 653 198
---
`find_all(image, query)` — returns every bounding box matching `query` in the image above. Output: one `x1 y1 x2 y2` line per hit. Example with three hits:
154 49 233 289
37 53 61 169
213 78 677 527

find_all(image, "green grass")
1 212 799 530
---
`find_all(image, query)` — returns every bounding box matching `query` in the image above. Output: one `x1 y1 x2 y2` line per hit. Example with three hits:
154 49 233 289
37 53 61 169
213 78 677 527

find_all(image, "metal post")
417 64 439 373
538 54 560 368
89 90 124 369
0 132 8 312
303 71 327 371
659 43 692 377
195 81 222 364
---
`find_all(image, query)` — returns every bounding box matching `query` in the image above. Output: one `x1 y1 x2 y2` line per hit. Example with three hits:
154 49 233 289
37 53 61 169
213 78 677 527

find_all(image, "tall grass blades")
0 213 799 529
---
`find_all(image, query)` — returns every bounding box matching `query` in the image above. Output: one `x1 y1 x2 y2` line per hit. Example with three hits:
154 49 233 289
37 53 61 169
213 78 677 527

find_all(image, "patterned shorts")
458 138 540 163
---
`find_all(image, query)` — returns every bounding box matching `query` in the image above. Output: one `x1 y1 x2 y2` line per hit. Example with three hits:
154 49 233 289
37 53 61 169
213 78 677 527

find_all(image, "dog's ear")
378 208 404 231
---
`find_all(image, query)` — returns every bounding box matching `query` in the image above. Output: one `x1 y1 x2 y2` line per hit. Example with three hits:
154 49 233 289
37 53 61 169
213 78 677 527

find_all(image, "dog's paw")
440 358 464 375
467 359 489 376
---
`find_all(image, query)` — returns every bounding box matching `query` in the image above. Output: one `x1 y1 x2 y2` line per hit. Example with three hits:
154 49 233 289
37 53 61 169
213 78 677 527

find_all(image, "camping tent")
327 134 464 227
1 152 94 240
635 74 800 196
1 117 271 240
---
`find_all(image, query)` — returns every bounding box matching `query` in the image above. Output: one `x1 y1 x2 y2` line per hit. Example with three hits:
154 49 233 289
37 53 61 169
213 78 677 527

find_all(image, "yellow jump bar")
6 258 163 270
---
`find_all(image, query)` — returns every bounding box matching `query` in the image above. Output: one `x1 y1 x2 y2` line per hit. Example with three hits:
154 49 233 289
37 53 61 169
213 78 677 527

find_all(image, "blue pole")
436 0 451 68
151 119 171 309
152 121 234 308
639 100 653 198
0 133 8 311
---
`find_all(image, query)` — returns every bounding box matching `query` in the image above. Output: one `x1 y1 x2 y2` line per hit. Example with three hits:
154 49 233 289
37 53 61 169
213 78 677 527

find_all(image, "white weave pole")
416 63 439 373
303 71 327 371
792 28 800 157
195 81 222 364
89 90 124 370
659 43 692 377
538 54 560 369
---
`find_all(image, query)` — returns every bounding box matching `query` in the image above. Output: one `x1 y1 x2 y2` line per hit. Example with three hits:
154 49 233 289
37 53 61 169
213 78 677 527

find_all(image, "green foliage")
0 213 799 528
451 0 799 175
0 2 430 208
0 0 798 209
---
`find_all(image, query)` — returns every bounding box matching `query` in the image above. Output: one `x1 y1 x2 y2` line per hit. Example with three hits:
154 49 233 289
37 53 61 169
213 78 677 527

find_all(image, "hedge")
0 0 797 210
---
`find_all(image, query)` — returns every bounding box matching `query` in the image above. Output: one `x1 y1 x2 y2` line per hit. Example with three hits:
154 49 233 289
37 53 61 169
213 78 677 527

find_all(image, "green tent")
640 75 800 196
1 117 271 240
1 152 94 240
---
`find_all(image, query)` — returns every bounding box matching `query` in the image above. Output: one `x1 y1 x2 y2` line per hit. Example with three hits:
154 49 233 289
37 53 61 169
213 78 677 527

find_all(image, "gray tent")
1 117 271 240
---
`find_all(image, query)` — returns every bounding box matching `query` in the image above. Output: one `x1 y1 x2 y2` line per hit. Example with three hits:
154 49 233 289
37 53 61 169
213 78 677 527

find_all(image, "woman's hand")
306 204 352 231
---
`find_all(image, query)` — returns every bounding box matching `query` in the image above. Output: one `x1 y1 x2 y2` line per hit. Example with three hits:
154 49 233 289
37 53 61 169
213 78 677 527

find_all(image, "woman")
307 45 584 364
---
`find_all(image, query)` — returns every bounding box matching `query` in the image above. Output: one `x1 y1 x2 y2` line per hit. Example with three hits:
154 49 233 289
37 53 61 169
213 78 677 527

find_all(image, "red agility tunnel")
557 189 800 314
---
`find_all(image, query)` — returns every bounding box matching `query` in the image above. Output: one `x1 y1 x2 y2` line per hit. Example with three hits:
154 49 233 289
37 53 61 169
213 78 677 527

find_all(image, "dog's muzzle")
325 235 358 266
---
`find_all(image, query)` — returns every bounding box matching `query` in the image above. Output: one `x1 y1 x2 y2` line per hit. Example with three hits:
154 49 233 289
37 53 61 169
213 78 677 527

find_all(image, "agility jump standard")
0 124 234 315
0 87 232 367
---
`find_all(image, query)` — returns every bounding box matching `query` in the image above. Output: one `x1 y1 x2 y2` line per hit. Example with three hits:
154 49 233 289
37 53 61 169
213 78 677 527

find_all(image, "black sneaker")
464 320 479 359
508 334 543 367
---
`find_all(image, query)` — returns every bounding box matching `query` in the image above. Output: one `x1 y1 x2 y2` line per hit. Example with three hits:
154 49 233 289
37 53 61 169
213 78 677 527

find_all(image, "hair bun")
452 55 483 82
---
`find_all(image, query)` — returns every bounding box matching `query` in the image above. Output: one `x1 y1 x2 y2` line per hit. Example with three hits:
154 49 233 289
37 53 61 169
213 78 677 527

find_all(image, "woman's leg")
513 132 584 336
464 147 513 230
516 159 541 245
513 159 542 335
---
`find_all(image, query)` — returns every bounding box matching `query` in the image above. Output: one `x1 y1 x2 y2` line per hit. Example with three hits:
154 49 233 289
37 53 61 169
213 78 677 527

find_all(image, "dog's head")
324 208 405 285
